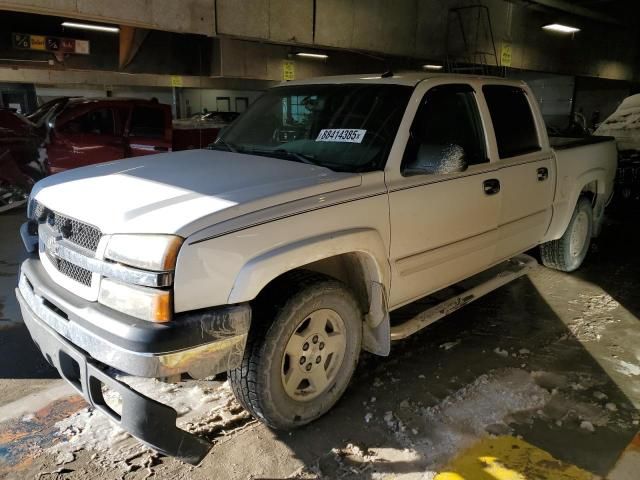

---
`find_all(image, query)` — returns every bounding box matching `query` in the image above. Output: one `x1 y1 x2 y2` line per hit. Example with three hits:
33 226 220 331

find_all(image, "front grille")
52 256 92 287
33 200 101 252
34 200 101 287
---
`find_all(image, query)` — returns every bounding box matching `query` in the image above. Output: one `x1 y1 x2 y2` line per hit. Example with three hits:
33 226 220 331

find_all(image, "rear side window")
483 85 540 158
130 106 165 137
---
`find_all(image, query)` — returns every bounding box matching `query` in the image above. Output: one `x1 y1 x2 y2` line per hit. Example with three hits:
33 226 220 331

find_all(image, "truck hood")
32 149 362 236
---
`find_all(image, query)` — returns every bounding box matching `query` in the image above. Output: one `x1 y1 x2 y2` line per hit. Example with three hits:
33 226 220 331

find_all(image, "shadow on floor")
259 211 640 479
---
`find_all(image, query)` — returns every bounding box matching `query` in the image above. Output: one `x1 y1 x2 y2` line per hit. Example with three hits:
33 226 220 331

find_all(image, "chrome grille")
33 200 101 252
34 200 100 287
52 256 92 287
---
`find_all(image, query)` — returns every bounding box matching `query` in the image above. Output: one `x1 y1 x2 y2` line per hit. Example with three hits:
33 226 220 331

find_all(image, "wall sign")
500 42 512 67
282 60 295 81
12 33 90 55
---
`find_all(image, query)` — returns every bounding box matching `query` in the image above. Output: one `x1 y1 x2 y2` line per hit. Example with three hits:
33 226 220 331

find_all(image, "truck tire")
229 271 362 429
540 197 593 272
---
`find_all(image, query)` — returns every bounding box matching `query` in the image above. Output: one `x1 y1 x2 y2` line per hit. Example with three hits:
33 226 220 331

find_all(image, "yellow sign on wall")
501 42 512 67
30 35 45 50
170 75 183 87
282 60 295 81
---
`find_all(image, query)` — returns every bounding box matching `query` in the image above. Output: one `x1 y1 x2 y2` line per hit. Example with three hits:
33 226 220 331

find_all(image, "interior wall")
213 0 639 81
181 88 263 116
507 71 576 129
573 77 631 128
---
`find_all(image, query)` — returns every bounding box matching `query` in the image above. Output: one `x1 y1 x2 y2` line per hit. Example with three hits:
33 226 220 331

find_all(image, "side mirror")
404 143 468 176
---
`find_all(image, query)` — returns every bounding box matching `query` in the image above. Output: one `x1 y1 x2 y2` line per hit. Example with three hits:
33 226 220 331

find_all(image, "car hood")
32 149 362 236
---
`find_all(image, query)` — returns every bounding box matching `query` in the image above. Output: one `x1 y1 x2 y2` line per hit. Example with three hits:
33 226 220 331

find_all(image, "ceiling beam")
514 0 624 25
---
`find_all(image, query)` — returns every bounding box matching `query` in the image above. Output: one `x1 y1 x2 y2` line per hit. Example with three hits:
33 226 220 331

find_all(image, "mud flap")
363 281 390 356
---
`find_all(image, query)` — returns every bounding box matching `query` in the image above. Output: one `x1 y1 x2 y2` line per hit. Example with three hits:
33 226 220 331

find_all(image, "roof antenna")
381 69 394 78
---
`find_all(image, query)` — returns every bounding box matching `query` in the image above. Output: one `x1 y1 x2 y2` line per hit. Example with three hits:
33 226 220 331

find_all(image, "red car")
1 97 226 176
41 98 222 173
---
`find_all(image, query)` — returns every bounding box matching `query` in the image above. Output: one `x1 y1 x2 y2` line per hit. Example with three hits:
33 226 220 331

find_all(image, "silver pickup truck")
17 72 617 463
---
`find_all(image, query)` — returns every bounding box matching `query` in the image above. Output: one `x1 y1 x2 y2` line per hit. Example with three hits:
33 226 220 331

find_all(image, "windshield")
217 84 412 172
27 97 70 125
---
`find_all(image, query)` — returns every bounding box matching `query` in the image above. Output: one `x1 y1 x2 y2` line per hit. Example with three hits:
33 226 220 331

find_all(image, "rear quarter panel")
544 139 617 242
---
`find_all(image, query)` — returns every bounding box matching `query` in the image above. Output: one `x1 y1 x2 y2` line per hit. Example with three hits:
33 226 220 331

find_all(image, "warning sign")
282 60 295 81
12 32 89 55
501 42 512 67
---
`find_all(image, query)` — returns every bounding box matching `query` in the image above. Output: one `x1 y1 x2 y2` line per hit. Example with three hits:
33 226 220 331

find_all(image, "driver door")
387 83 501 308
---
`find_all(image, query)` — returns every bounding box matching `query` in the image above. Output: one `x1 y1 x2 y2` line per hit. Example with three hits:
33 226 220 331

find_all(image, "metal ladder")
444 4 504 77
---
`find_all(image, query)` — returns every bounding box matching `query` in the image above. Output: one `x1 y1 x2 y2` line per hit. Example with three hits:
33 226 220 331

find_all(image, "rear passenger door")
387 83 501 308
126 105 172 157
482 85 555 261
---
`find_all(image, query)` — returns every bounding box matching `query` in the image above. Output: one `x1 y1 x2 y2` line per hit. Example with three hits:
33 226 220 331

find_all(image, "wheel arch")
227 228 392 356
545 170 608 242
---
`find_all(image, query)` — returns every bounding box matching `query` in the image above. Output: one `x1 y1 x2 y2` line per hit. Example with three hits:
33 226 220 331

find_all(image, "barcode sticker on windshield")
316 129 366 143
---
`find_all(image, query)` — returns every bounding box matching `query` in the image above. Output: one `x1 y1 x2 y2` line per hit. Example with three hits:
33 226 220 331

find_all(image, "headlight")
105 235 183 271
99 278 172 322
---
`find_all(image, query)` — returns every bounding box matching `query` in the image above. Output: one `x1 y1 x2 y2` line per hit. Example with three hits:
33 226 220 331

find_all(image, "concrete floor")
0 203 639 479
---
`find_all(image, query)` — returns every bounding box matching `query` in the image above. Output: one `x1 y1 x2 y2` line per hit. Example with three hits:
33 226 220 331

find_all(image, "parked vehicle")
0 150 32 212
0 97 222 175
595 94 640 200
0 108 42 212
17 73 617 463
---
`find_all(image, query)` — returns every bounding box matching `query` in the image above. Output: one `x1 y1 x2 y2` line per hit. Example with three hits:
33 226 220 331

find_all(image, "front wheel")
540 196 593 272
229 272 362 429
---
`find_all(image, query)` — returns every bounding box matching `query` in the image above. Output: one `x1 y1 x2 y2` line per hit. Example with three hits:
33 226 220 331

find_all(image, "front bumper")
16 257 251 463
17 258 251 378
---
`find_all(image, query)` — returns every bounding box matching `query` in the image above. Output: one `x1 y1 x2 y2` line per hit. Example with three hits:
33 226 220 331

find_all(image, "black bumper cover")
21 292 211 464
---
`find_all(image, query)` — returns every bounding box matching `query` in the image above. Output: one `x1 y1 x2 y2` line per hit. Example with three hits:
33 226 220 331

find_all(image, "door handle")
483 179 501 195
537 167 549 181
153 146 169 152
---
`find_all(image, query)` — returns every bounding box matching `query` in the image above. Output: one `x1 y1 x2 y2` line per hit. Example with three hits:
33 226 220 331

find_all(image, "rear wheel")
229 272 362 429
540 197 593 272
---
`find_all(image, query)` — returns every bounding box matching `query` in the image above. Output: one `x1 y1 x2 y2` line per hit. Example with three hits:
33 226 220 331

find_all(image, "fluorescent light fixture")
422 64 443 70
542 23 580 33
61 21 120 33
295 52 328 59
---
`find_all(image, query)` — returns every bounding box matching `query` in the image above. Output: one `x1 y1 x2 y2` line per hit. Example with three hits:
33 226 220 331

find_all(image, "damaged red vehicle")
1 97 226 175
0 108 41 212
36 97 224 173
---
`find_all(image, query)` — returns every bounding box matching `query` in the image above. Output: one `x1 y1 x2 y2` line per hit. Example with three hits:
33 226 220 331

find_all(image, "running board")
390 254 537 341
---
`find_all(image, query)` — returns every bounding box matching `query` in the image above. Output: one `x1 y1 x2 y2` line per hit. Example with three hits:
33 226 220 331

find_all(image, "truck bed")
549 135 614 150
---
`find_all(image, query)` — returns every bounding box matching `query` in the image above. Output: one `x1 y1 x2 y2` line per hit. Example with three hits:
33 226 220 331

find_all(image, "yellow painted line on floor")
434 436 595 480
608 432 640 480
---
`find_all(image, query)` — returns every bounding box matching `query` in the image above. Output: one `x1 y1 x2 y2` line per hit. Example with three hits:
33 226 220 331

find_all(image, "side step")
390 254 538 341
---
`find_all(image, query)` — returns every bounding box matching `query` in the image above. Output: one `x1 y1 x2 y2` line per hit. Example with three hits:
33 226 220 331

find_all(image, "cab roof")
278 71 526 88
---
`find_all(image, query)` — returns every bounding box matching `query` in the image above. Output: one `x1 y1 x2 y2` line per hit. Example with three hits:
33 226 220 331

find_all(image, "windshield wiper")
248 148 321 167
209 139 238 153
274 149 321 166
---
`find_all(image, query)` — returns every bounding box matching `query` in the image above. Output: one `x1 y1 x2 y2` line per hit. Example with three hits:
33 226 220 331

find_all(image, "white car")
17 72 617 463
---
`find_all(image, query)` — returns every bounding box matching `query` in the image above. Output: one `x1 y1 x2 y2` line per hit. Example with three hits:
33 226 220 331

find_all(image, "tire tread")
229 270 357 428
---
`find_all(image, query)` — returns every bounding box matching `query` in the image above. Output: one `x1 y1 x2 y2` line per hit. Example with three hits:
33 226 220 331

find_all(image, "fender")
227 227 390 304
545 167 609 242
227 227 392 356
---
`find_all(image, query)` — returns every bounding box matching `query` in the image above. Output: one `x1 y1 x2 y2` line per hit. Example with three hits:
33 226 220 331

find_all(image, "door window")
61 108 115 135
130 106 165 138
402 84 487 176
482 85 540 158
